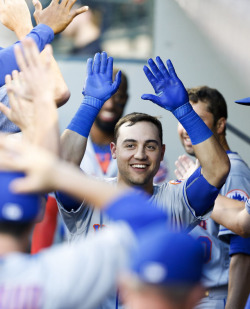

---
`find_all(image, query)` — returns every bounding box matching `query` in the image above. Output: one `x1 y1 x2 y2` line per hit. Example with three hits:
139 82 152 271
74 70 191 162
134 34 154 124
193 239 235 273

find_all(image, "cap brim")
235 97 250 106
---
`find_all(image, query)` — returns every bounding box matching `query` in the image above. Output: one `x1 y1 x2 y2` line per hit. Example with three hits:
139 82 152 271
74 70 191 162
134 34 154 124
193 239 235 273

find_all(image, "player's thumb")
112 70 122 93
32 0 42 13
141 93 159 104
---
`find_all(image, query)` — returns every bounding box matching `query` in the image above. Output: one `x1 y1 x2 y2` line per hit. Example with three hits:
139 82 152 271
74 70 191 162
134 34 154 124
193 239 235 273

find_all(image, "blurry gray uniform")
58 178 211 243
0 86 20 133
57 177 212 309
0 223 135 309
219 152 250 240
193 152 250 309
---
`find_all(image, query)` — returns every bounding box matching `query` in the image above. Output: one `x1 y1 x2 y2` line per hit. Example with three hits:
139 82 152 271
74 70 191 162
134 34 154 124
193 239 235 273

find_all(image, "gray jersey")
57 177 211 243
0 223 135 309
190 152 250 309
219 152 250 240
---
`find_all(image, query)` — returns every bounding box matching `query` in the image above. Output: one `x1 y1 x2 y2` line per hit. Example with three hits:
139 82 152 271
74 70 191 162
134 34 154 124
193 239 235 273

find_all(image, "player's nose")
134 146 147 160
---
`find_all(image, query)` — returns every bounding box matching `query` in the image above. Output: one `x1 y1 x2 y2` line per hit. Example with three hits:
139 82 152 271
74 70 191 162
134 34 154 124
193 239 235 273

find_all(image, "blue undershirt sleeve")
0 24 54 87
229 234 250 256
186 166 220 216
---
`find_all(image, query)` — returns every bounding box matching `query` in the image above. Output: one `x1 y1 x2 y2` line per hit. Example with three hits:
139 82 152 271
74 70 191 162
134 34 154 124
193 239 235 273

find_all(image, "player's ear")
110 142 117 159
216 117 226 135
161 144 166 161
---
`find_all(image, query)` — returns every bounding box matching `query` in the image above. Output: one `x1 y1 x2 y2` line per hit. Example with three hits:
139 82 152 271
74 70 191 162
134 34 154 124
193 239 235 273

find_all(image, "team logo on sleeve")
226 189 249 202
169 179 183 185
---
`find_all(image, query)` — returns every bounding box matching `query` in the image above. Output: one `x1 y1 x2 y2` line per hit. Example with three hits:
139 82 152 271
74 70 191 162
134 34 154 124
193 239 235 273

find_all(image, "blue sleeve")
55 191 82 212
229 235 250 256
0 24 54 87
186 166 220 216
105 191 168 236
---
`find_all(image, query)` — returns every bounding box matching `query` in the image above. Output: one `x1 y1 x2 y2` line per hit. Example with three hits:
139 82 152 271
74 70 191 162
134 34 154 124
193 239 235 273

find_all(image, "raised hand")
0 136 59 193
83 52 121 102
33 0 89 34
174 155 199 179
141 57 189 112
0 72 34 139
0 0 33 39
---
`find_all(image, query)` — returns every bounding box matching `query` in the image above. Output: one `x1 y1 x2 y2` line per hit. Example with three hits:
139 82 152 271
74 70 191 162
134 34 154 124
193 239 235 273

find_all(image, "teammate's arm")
211 195 250 237
61 52 121 165
142 57 230 189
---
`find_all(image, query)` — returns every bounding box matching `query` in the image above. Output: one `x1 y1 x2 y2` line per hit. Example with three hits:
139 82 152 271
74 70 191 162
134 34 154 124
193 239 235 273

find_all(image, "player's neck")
117 175 154 195
0 234 28 255
90 123 114 145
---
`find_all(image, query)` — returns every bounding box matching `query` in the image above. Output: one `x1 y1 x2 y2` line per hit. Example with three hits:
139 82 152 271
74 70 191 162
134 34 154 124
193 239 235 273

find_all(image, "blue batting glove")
141 57 189 112
82 52 122 103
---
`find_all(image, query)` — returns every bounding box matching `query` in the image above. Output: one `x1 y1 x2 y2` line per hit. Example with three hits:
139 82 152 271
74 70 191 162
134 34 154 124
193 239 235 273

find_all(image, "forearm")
52 159 125 208
193 135 230 188
60 129 87 165
174 103 229 188
226 254 250 309
211 195 249 237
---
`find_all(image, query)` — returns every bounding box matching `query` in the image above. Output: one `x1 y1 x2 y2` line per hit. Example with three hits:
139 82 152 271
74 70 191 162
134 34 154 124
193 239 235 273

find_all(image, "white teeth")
131 164 147 169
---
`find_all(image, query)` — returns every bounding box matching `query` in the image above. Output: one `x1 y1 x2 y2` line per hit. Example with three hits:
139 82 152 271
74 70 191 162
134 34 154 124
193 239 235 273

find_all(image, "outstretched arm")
211 196 250 237
142 57 230 189
61 52 121 165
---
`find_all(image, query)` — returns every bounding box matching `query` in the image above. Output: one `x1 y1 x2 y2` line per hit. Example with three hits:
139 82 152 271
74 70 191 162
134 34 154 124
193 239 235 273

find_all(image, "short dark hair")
114 112 163 144
0 221 32 239
187 86 228 126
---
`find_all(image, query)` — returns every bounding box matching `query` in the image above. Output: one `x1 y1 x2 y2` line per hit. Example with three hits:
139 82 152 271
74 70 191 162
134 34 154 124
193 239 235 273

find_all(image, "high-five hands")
33 0 89 34
83 52 121 102
141 57 189 112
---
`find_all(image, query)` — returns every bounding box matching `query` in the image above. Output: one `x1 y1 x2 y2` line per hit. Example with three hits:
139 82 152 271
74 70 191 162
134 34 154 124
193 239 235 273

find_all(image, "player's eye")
125 144 135 149
146 144 156 150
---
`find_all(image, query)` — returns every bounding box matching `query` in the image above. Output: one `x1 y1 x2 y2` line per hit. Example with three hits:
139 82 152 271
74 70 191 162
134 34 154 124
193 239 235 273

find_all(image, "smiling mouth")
130 164 148 169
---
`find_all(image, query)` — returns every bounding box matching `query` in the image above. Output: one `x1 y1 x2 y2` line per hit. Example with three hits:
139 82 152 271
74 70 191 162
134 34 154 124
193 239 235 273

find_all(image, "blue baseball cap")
131 228 204 286
235 97 250 106
0 171 42 222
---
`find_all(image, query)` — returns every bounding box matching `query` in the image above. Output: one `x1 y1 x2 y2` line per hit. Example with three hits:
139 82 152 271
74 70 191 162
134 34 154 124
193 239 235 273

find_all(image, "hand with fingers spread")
66 51 121 139
0 136 59 194
0 38 59 152
141 57 189 112
33 0 89 34
174 155 199 180
83 52 122 102
0 72 35 139
0 0 33 39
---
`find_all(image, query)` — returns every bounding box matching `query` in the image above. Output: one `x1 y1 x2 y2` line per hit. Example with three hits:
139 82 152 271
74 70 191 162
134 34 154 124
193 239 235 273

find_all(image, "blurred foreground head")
120 228 205 309
0 171 43 240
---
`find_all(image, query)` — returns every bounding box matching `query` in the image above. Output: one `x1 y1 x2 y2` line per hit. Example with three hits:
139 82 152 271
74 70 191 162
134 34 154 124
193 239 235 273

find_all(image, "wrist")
173 103 213 145
15 24 33 40
67 96 104 138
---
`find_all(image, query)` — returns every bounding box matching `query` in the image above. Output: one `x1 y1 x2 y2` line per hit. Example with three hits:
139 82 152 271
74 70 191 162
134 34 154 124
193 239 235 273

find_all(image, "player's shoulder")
153 178 185 196
228 152 250 174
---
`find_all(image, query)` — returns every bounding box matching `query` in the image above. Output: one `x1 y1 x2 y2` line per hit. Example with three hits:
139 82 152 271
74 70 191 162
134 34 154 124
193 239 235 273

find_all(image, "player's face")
111 121 165 194
177 101 216 156
95 82 128 133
